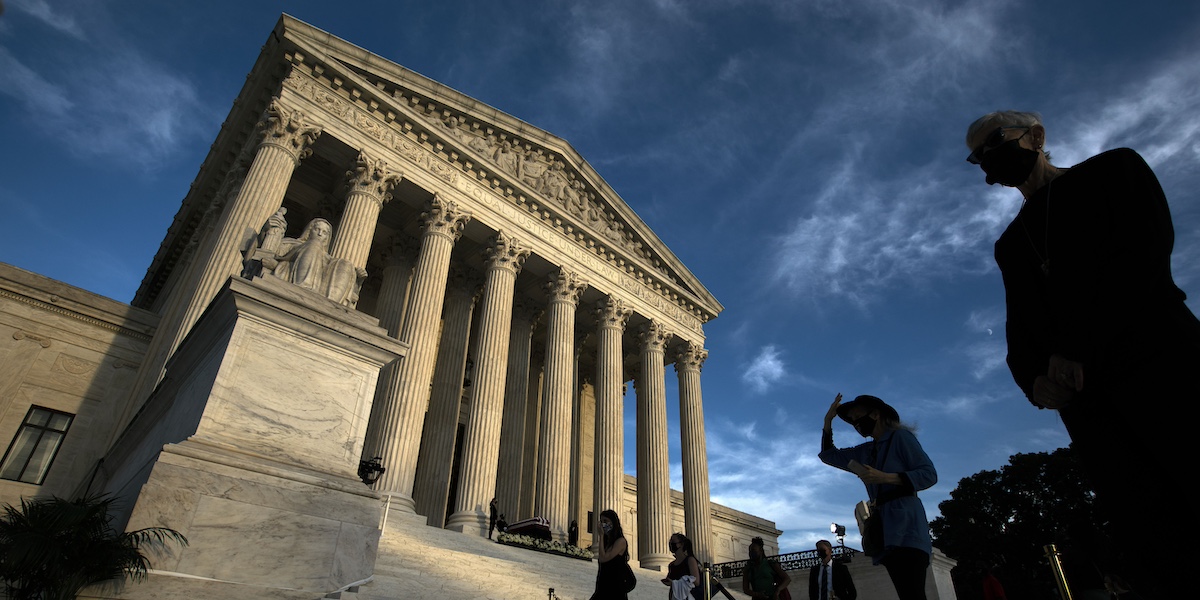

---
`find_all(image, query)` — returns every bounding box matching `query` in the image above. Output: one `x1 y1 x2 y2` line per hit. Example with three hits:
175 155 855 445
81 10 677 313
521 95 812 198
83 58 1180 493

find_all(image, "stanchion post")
1044 544 1074 600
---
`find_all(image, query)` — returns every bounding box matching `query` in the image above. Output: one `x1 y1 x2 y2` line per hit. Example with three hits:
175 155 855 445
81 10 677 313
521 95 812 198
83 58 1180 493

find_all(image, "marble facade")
0 13 791 599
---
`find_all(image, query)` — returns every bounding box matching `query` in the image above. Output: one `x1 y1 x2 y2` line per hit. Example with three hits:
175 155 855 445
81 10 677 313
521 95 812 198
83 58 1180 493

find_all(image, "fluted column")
636 320 672 570
372 195 472 513
413 266 480 526
593 298 631 551
447 233 530 535
675 341 713 564
123 98 321 416
375 237 418 338
568 333 590 537
361 237 418 462
331 151 401 270
494 299 543 522
534 270 589 541
519 352 544 520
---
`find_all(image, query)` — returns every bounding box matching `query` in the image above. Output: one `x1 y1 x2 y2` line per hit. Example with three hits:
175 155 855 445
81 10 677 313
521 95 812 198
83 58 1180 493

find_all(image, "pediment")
276 15 722 323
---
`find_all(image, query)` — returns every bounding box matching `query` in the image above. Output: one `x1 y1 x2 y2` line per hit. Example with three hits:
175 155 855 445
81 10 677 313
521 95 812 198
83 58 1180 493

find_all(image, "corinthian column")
519 351 545 520
124 98 321 416
593 298 631 550
636 320 672 570
375 237 418 338
494 298 543 523
371 195 471 513
675 341 713 564
361 238 418 463
446 233 530 536
534 270 589 541
331 151 401 270
413 266 480 526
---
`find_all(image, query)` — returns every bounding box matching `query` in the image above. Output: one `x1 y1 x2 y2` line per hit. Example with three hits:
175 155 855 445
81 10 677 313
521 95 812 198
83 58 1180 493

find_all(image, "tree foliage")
930 446 1104 600
0 495 188 600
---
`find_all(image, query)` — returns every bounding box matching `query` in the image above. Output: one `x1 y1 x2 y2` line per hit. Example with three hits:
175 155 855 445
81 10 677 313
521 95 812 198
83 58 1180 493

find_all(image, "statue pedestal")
96 276 407 599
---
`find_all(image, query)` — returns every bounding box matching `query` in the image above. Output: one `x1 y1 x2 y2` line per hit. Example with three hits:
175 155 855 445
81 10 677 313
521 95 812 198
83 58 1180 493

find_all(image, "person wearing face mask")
592 509 632 600
966 111 1200 600
662 533 701 600
742 536 791 600
808 540 855 600
820 394 936 600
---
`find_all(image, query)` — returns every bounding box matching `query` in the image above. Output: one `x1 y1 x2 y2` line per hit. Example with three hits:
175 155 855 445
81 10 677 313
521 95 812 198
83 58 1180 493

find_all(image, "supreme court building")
0 14 783 598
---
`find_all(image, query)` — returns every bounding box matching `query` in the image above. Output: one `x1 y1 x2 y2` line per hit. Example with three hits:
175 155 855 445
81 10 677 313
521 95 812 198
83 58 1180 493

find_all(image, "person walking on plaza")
820 394 936 600
742 536 790 600
809 540 855 600
964 110 1200 599
591 509 632 600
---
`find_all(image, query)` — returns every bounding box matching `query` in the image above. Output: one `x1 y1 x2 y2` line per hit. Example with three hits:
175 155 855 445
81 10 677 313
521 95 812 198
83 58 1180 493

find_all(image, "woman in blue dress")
819 394 937 600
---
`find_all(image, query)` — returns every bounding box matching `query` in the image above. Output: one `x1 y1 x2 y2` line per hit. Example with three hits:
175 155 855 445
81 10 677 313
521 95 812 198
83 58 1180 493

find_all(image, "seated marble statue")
245 210 366 307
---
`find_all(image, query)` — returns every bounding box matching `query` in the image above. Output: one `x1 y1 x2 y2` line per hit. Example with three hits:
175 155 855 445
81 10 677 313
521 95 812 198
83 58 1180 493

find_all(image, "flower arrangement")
496 532 595 561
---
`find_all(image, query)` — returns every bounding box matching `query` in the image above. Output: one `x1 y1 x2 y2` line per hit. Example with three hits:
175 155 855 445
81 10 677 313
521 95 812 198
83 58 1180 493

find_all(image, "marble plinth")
95 275 407 598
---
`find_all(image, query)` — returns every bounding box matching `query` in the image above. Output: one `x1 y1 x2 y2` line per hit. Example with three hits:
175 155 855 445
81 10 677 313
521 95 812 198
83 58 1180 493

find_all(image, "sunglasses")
966 126 1029 164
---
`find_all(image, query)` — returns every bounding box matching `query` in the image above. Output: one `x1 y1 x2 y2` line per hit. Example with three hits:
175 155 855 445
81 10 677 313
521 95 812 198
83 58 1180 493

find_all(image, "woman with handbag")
742 537 791 600
591 509 634 600
819 394 937 600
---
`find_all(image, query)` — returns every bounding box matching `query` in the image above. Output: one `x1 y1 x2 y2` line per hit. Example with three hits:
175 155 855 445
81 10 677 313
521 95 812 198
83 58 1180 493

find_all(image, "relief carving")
12 331 51 348
281 69 706 333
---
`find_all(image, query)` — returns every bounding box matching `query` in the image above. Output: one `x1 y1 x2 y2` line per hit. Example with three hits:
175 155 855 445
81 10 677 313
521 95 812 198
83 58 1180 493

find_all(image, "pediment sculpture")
243 208 367 307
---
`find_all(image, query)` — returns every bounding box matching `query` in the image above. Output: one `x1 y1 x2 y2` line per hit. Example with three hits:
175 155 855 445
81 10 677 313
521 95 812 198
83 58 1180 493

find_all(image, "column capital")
513 296 545 329
381 235 420 268
420 194 472 241
545 270 589 307
345 150 401 206
639 320 673 352
595 297 632 331
673 341 708 373
445 264 483 302
256 98 322 164
484 231 531 275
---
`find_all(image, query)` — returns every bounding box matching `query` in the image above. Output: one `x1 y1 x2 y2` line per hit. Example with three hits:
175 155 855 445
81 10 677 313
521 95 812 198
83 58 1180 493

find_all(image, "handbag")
621 556 637 593
856 500 884 557
855 434 895 557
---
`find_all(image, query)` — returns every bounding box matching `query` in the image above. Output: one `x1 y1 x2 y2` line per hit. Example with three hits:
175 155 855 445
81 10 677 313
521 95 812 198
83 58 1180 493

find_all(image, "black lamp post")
358 456 386 485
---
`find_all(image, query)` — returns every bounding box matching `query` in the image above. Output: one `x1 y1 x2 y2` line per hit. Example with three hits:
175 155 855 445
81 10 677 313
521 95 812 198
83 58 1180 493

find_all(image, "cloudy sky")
3 1 1199 555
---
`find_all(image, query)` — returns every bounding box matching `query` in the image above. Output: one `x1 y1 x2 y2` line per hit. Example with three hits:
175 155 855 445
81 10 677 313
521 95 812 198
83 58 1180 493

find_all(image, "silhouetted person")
496 513 508 535
820 394 936 600
810 540 855 600
569 519 579 547
488 497 498 540
591 509 631 600
965 111 1200 600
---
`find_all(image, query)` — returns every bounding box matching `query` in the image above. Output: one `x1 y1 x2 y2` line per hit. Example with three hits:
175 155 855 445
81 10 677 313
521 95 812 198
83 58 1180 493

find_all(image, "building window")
0 406 74 485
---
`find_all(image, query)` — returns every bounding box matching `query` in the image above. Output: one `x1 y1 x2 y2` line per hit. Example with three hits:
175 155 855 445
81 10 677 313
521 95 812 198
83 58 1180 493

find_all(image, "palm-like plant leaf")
0 494 188 599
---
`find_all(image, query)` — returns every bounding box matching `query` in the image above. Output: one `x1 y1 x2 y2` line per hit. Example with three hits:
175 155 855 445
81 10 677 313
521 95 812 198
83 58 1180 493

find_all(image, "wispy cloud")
8 0 85 39
706 418 857 551
0 5 213 171
768 161 1019 308
742 345 786 393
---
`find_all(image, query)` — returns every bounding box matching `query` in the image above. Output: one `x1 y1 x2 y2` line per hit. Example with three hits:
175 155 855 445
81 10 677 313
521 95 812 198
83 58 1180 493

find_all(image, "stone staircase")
341 513 747 600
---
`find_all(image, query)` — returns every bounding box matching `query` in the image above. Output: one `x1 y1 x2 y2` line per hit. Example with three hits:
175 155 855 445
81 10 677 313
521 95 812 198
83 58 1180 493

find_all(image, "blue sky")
3 1 1200 555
